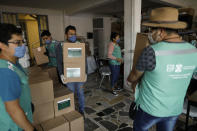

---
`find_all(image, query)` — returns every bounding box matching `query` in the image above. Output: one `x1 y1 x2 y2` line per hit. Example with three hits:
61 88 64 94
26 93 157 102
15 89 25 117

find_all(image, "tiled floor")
76 73 197 131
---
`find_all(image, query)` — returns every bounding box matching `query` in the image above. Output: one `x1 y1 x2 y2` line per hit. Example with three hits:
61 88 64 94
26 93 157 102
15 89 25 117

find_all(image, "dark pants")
109 64 120 89
134 107 178 131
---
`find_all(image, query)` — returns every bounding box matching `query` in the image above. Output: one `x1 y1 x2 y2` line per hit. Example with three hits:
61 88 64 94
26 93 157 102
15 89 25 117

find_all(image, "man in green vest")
41 30 59 67
0 23 36 131
127 7 197 131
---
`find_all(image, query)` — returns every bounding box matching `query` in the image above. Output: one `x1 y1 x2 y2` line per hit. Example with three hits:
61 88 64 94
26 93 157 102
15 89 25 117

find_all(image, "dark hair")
0 23 22 45
65 25 76 34
110 32 120 41
41 30 51 37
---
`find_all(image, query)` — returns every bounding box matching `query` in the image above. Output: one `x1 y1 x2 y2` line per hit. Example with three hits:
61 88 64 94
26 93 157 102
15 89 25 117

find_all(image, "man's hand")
131 82 138 93
127 69 144 83
116 58 123 63
84 74 87 82
5 100 34 131
127 81 137 93
60 75 67 84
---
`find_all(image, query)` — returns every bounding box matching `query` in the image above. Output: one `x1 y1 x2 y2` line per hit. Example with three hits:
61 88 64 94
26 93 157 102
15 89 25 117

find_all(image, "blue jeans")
134 107 178 131
66 82 85 113
109 64 120 89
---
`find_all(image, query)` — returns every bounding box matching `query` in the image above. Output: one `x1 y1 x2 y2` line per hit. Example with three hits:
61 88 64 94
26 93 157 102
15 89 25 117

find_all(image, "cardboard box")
28 66 42 73
33 46 49 65
132 33 149 68
29 76 54 105
34 125 43 131
131 33 149 88
63 43 86 83
63 43 85 63
41 116 69 131
54 88 75 117
64 111 84 131
53 84 64 93
64 63 86 82
47 67 61 86
33 102 54 124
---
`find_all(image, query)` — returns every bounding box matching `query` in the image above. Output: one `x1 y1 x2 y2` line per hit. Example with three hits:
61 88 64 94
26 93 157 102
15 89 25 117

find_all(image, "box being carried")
63 43 86 82
131 33 149 88
33 46 49 65
132 33 149 68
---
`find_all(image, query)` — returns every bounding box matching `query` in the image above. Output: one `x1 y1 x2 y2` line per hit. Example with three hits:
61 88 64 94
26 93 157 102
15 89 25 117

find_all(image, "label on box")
57 98 71 110
67 68 80 78
37 47 41 52
68 48 82 57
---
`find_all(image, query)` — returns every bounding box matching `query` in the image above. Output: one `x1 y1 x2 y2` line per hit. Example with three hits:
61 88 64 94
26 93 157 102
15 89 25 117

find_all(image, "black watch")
34 128 38 131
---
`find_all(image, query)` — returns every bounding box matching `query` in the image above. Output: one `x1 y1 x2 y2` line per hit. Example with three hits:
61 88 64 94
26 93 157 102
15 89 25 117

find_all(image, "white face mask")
148 33 157 44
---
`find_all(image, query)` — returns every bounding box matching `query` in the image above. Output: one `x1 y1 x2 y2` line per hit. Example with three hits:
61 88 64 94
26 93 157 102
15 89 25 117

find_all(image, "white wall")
96 17 119 58
64 15 94 55
0 5 65 41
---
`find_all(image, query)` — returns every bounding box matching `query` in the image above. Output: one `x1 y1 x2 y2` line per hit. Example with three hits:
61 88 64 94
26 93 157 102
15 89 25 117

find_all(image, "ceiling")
0 0 79 10
0 0 179 16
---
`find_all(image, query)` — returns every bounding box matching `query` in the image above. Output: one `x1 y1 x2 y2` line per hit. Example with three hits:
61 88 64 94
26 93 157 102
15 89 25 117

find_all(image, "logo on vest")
167 64 175 72
175 64 183 73
167 64 183 73
7 62 14 71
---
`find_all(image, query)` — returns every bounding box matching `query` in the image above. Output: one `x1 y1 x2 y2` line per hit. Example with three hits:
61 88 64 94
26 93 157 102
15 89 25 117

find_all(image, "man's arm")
5 100 34 131
0 69 35 131
127 68 144 83
127 46 156 88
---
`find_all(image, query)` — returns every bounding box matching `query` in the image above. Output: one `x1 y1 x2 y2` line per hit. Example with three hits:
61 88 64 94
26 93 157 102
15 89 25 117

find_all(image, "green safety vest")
109 43 122 65
46 40 58 67
135 41 197 117
0 59 33 131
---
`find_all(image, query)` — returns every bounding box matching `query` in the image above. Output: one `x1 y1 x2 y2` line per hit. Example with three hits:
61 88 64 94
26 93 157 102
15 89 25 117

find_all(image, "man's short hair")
65 25 76 34
110 32 120 41
41 30 51 37
0 23 22 45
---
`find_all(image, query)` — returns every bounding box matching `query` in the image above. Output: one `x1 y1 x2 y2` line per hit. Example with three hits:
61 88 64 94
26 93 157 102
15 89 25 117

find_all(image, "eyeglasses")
8 40 25 46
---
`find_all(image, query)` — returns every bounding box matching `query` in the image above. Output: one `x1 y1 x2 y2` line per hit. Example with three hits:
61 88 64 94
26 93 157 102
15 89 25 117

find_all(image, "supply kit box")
33 46 49 65
54 87 75 117
63 43 86 83
132 33 149 68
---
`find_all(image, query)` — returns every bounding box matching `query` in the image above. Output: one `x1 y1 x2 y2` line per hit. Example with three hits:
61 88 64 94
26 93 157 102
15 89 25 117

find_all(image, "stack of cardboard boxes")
28 66 84 131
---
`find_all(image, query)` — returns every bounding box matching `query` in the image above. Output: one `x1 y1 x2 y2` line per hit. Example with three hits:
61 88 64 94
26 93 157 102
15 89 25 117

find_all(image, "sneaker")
112 90 118 96
114 87 123 91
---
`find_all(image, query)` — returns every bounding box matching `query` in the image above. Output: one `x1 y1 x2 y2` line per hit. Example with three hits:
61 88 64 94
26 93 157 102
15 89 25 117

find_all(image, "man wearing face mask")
0 24 36 131
56 25 86 115
41 30 59 67
108 32 123 96
127 7 197 131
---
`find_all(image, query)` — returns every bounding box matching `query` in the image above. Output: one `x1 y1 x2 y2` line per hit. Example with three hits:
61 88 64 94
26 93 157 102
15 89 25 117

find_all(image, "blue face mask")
14 45 26 58
45 40 51 44
68 35 77 43
116 39 120 43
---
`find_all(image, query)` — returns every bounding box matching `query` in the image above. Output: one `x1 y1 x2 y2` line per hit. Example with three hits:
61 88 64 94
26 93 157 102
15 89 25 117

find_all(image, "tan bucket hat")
142 7 187 29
